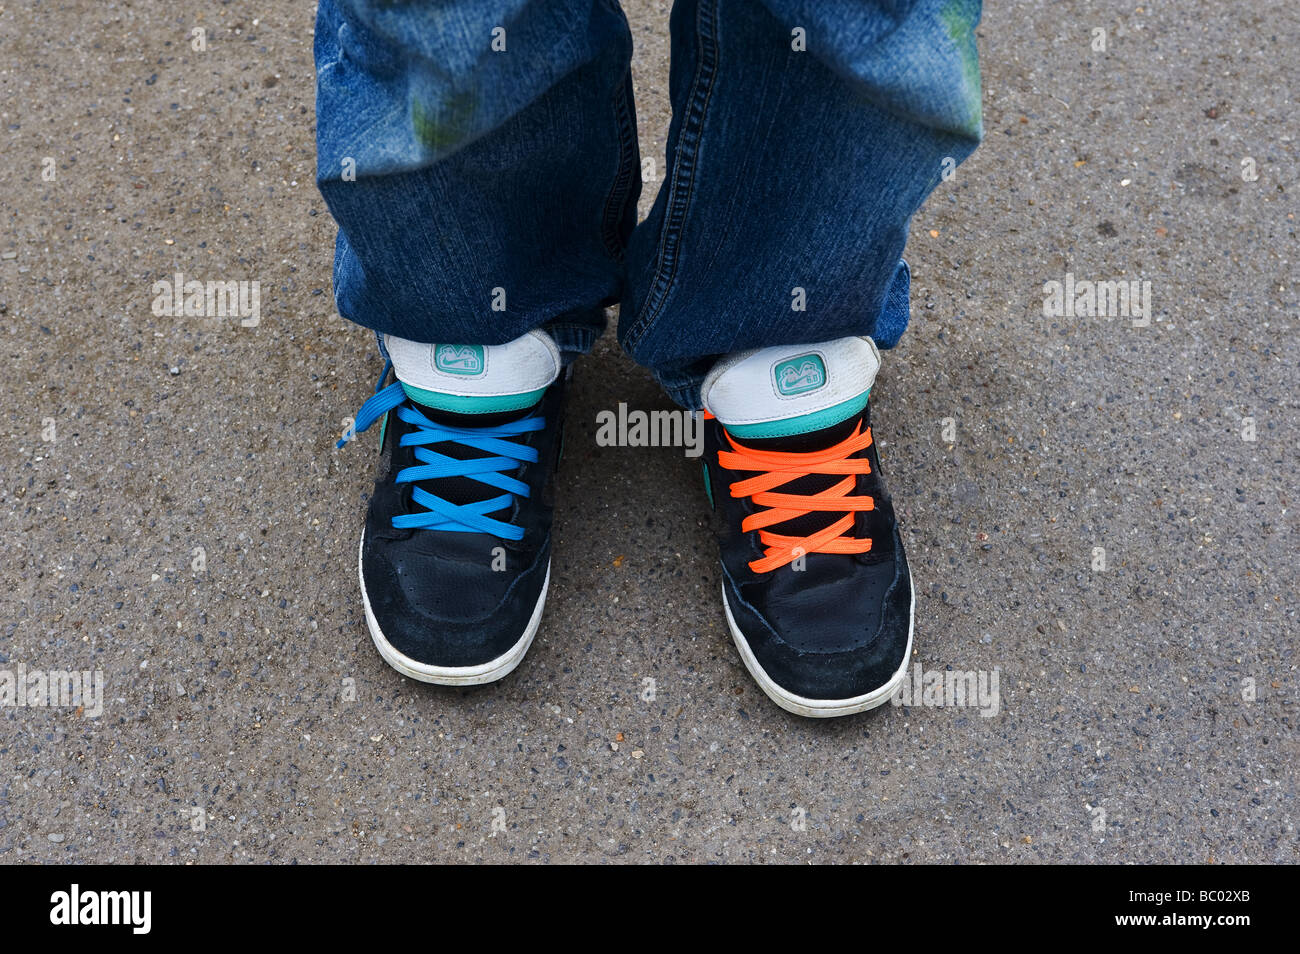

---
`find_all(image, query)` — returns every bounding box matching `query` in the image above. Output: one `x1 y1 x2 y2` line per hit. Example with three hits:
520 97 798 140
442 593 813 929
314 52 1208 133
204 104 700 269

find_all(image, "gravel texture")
0 0 1295 863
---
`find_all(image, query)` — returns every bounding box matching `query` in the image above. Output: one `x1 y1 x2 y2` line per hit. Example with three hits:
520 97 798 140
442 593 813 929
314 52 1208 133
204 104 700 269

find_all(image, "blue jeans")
315 0 982 408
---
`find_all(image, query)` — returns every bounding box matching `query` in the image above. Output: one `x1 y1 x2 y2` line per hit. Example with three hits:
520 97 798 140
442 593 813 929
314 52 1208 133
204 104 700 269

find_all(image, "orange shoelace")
717 422 875 573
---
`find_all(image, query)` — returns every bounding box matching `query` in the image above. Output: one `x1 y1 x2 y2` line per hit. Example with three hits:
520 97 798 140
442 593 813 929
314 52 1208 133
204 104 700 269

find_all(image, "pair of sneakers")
340 330 912 718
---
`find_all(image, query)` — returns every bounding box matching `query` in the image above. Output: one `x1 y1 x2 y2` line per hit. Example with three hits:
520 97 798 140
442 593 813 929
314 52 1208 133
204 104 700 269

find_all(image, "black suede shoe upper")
705 402 912 701
360 374 566 668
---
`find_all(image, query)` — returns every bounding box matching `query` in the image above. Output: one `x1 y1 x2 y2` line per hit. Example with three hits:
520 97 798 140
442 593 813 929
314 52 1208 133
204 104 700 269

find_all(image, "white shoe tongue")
384 329 561 414
701 336 880 439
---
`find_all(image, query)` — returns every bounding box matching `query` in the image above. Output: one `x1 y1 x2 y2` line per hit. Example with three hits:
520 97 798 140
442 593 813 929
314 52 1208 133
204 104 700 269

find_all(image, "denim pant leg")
314 0 641 359
619 0 984 408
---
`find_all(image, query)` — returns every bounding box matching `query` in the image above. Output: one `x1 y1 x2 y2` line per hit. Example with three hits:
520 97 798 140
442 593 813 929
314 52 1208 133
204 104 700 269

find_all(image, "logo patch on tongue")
434 344 485 376
702 336 880 440
774 354 826 396
385 330 561 415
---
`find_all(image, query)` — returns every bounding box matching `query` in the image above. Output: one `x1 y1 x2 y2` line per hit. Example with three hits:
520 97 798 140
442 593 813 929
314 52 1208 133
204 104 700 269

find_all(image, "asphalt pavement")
0 0 1295 862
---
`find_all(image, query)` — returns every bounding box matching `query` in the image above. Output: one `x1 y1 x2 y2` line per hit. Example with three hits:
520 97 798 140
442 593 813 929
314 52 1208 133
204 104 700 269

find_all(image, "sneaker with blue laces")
340 329 565 685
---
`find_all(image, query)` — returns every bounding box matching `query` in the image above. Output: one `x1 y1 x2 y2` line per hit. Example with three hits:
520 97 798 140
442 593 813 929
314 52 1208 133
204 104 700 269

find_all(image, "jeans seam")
623 0 720 354
600 65 638 262
598 0 638 263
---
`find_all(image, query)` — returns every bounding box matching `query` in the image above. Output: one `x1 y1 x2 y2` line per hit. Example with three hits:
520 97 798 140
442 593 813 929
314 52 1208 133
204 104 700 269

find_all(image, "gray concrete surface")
0 1 1296 863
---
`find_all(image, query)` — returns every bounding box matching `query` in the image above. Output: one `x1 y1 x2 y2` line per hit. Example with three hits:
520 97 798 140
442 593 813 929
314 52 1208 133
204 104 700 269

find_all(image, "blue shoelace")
339 363 545 540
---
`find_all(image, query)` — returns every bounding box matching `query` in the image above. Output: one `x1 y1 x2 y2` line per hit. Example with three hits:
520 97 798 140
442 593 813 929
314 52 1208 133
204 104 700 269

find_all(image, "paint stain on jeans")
412 90 477 152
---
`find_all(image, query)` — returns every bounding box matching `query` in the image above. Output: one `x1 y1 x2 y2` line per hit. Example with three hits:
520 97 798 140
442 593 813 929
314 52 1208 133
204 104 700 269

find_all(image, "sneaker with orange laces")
700 336 913 717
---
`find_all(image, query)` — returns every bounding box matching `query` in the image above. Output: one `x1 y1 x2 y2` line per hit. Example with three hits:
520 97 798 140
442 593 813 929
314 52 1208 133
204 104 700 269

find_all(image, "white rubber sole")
357 536 549 686
721 574 915 719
